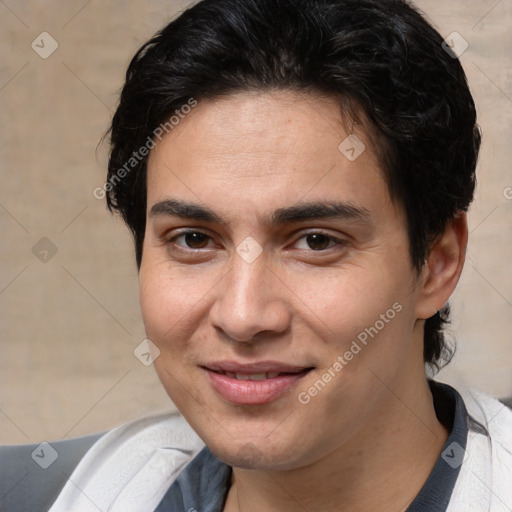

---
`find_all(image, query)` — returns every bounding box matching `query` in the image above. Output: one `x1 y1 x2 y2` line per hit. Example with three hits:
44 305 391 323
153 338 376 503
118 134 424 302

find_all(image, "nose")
209 249 291 343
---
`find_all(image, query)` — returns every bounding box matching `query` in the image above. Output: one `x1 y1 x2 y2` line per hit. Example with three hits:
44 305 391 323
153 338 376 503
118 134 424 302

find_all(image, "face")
140 90 425 470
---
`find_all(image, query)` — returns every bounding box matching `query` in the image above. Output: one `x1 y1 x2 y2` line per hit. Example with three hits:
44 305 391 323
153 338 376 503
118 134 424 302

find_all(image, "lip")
202 360 313 405
204 360 310 374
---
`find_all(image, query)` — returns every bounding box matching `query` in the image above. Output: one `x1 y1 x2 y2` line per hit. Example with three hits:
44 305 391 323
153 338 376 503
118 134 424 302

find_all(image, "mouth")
209 369 310 380
202 362 314 405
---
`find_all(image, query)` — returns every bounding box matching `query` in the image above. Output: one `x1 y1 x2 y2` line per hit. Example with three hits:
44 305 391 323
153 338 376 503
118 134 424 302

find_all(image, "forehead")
145 90 395 223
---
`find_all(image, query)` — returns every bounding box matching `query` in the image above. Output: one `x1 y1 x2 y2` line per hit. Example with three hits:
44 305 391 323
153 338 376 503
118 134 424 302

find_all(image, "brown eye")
292 231 346 253
305 233 333 251
168 231 212 249
182 232 210 248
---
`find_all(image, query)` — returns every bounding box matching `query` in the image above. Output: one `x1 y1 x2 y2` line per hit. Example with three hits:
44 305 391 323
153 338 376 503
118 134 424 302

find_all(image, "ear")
415 212 468 320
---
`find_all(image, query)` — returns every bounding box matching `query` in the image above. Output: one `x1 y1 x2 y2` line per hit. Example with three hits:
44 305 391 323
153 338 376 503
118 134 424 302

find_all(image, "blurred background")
1 0 511 445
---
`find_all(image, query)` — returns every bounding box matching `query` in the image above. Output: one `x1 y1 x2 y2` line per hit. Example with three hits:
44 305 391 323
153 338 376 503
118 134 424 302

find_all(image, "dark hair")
106 0 480 372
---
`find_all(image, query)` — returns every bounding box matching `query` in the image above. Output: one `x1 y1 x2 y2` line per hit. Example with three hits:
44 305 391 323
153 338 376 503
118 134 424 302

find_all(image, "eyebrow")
149 198 371 226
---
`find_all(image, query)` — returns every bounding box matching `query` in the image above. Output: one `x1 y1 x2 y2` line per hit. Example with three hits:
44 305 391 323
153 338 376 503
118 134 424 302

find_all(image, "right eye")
166 230 215 250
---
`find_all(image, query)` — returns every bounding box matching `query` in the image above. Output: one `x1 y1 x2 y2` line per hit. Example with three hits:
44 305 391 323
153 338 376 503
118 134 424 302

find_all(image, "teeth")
224 372 282 380
217 370 301 380
246 373 267 381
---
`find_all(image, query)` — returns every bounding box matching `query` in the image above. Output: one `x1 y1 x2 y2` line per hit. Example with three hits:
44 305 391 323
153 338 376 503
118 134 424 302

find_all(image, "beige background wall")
1 0 511 445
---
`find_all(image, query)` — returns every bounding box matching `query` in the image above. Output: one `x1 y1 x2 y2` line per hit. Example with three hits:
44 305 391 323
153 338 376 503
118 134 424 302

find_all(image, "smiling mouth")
209 369 313 381
203 366 314 405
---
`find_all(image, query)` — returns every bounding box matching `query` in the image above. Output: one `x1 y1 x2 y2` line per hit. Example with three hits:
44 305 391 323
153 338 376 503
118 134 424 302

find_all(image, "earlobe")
415 212 468 320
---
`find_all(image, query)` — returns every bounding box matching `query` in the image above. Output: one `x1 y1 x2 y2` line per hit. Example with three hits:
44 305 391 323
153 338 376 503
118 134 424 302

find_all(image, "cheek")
139 262 196 382
138 260 204 406
138 252 223 394
290 260 416 394
139 254 208 341
139 264 177 341
288 261 405 337
290 267 414 443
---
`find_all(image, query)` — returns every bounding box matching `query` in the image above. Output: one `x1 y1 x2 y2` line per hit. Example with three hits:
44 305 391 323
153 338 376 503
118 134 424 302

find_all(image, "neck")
224 376 448 512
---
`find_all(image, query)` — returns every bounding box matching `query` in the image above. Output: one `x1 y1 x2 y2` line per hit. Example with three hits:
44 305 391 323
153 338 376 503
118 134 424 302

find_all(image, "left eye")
294 233 342 251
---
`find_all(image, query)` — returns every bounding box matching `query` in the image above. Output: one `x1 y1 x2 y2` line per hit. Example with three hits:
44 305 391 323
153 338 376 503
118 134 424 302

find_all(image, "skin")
139 90 468 511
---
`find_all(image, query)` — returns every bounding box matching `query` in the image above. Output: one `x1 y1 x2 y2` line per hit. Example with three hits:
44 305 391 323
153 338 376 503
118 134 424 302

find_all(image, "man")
2 0 511 511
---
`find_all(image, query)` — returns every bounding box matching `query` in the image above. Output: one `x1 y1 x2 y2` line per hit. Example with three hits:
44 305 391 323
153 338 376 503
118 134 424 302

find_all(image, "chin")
203 432 309 471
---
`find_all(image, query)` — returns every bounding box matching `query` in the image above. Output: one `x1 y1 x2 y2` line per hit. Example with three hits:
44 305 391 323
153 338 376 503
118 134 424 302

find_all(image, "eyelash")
165 229 346 253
